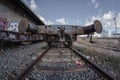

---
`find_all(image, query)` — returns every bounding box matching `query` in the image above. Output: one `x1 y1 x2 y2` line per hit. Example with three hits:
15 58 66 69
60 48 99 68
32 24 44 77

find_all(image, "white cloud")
47 20 54 25
39 16 54 25
39 16 46 22
106 21 111 27
91 0 97 4
56 18 66 24
30 0 37 10
85 11 120 36
103 11 114 20
91 0 99 9
76 20 80 23
102 11 115 28
116 12 120 28
85 16 102 26
85 21 92 26
95 2 99 9
85 11 116 28
23 0 54 25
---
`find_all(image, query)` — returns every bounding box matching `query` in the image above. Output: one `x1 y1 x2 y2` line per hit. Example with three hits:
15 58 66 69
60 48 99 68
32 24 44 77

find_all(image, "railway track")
77 42 120 52
14 44 116 80
92 44 120 52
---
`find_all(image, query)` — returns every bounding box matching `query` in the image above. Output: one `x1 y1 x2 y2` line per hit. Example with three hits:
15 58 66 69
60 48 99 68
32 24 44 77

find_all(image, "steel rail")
16 47 50 80
69 46 116 80
15 43 116 80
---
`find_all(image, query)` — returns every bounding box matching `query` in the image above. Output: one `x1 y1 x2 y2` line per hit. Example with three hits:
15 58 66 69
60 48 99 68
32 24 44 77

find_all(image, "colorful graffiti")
0 15 8 30
7 22 18 32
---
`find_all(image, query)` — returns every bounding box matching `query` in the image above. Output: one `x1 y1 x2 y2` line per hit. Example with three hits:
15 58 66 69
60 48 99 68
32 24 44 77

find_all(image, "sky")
22 0 120 36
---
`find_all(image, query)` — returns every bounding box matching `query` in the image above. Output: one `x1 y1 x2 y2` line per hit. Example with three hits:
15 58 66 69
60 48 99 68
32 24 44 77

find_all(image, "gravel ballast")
73 39 120 80
27 48 105 80
0 42 47 79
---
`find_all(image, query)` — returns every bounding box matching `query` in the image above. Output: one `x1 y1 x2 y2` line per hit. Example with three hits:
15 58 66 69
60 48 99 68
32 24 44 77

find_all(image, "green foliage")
41 46 47 50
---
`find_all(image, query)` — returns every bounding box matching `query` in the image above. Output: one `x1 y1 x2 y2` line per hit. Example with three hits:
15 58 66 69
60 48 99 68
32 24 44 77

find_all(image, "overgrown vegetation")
41 46 48 50
73 45 120 78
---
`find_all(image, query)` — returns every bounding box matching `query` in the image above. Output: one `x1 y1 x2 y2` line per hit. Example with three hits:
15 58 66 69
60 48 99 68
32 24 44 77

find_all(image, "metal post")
113 17 117 33
0 39 5 52
89 33 93 43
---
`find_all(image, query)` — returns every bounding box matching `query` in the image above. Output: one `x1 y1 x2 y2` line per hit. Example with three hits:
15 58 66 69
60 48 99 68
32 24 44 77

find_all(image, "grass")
41 46 48 50
73 45 120 75
0 75 5 80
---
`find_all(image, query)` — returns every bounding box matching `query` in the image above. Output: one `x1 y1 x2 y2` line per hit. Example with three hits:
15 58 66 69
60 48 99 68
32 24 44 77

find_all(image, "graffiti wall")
0 0 38 29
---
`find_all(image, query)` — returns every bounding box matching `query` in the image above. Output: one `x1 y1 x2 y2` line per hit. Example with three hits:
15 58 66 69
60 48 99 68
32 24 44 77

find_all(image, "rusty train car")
0 17 102 49
0 17 44 50
35 19 102 46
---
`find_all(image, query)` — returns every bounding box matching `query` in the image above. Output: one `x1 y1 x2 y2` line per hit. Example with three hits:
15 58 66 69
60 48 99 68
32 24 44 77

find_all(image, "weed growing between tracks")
41 46 48 50
0 74 6 80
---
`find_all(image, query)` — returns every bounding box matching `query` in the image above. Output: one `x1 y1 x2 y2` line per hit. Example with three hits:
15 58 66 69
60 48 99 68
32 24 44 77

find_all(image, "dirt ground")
73 37 120 79
74 37 120 58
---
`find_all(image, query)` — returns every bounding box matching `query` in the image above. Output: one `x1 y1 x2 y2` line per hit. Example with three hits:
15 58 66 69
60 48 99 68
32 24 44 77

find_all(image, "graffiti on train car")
0 15 8 30
7 22 19 32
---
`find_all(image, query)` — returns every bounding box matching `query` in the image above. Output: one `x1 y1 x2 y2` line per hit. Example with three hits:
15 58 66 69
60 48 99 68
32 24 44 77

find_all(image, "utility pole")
113 17 117 33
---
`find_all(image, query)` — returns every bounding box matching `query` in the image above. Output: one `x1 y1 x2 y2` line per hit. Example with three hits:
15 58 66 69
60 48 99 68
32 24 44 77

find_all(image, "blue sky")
22 0 120 36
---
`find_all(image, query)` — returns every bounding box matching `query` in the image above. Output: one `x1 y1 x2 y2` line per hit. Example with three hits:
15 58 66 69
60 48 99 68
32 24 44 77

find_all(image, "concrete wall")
0 0 38 27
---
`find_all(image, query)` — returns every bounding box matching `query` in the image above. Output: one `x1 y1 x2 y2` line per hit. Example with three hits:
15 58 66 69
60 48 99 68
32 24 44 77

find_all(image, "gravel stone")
0 42 47 79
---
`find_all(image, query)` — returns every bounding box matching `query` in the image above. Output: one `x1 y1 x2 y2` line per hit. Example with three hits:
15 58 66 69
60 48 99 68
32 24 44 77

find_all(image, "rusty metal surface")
35 20 102 36
0 30 44 42
18 17 29 33
18 17 39 34
0 20 103 49
0 30 44 51
93 20 102 33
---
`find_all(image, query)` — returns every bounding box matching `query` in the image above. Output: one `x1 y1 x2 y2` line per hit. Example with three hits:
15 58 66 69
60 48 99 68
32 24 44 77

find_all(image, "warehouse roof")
13 0 45 25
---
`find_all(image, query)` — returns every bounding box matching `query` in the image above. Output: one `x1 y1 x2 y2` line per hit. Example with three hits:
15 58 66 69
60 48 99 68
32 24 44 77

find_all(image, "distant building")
112 33 120 38
0 0 44 30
